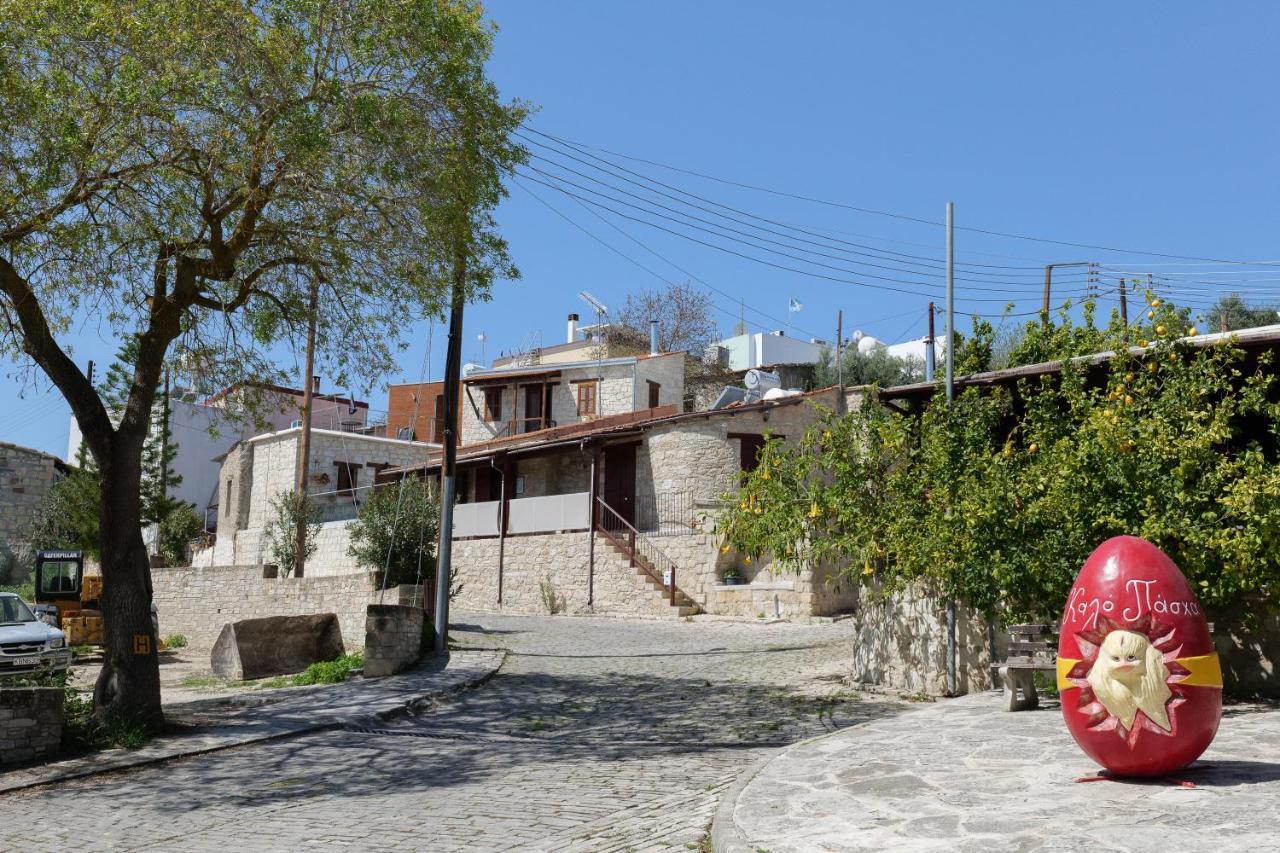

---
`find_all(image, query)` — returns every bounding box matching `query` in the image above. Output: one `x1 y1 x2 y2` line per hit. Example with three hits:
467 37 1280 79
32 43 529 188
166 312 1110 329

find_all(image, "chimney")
649 318 659 354
311 375 320 393
567 312 579 343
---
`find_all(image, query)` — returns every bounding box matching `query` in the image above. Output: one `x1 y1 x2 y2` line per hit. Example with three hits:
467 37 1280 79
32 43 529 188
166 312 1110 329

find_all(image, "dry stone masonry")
0 687 62 766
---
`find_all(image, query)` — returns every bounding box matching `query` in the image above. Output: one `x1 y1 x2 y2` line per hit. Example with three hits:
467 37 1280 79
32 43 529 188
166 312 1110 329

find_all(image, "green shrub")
157 504 204 567
347 479 439 588
264 491 321 575
163 634 188 650
292 652 363 686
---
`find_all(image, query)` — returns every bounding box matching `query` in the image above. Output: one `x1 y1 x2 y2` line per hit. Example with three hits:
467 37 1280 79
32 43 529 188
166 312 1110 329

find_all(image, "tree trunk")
92 436 163 729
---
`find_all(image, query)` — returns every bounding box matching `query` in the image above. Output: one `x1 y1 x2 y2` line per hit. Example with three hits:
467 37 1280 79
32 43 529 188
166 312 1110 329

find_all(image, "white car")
0 591 71 678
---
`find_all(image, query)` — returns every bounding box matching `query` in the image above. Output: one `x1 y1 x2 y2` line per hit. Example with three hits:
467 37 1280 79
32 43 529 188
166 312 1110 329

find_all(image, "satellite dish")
856 335 883 353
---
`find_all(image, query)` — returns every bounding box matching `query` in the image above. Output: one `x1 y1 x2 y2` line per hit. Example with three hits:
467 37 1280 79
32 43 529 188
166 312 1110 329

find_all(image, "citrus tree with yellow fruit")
717 292 1280 621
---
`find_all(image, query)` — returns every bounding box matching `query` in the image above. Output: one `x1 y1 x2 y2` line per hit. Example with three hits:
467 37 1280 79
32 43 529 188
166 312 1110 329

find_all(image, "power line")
528 127 1280 267
520 130 1058 282
517 169 1084 307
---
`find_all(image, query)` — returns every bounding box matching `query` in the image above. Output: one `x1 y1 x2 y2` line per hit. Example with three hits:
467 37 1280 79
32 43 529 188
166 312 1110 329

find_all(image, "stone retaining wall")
0 687 62 766
152 564 387 651
847 582 996 696
364 605 425 677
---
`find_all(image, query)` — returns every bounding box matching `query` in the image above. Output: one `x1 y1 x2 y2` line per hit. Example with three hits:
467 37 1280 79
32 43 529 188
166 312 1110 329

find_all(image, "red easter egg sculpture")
1058 536 1222 777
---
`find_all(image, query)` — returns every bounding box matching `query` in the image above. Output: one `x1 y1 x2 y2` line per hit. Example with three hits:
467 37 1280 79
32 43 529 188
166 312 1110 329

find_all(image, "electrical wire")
527 127 1280 267
520 131 1063 283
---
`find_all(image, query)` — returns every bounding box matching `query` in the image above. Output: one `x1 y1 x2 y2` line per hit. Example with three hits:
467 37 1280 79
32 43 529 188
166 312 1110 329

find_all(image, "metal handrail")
595 497 680 606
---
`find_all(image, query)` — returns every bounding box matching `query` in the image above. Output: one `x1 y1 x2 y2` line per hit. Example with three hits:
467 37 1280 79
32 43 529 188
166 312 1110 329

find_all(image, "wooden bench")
999 620 1218 711
998 623 1058 711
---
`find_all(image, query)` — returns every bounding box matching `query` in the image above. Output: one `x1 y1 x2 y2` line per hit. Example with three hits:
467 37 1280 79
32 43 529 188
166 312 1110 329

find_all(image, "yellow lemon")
1151 299 1161 308
1147 310 1155 319
1156 324 1167 335
1147 362 1158 373
1138 338 1149 347
1028 442 1039 453
1187 327 1198 337
1124 395 1133 406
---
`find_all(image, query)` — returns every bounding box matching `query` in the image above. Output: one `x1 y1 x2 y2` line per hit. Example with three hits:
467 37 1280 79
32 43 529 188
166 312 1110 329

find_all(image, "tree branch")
0 256 114 461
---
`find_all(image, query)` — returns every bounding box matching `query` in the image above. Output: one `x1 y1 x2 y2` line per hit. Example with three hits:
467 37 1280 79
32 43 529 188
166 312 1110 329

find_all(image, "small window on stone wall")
335 461 360 496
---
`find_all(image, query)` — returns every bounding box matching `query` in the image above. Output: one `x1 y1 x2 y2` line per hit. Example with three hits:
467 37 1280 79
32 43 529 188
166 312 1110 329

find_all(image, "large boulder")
210 613 343 681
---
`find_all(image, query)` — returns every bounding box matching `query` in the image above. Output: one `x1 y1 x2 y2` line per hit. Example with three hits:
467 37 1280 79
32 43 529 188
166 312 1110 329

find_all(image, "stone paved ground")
1 613 904 851
717 691 1280 853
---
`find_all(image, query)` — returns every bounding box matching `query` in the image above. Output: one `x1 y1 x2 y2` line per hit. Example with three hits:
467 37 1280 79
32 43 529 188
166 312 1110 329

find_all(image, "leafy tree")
814 344 922 388
614 281 719 354
264 493 321 576
0 0 524 726
1206 293 1280 332
719 294 1280 627
157 503 203 567
347 479 440 589
29 466 102 559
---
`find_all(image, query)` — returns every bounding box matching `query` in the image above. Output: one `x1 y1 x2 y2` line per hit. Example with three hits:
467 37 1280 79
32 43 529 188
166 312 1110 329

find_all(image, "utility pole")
293 278 319 578
835 309 844 413
433 246 466 655
1118 279 1128 326
945 204 954 403
1041 262 1092 323
945 203 956 697
925 302 936 382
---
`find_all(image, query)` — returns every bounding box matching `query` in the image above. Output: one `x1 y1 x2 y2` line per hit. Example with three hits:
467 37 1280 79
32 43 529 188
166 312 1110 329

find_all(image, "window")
735 434 768 473
576 381 598 416
483 387 502 422
335 461 360 495
37 560 80 596
647 380 660 409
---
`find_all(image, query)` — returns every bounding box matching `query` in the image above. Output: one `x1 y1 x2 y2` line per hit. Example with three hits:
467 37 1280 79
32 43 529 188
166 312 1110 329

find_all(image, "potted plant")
721 567 743 586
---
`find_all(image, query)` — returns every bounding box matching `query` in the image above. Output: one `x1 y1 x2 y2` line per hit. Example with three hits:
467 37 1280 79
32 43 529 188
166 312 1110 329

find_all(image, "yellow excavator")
33 550 105 646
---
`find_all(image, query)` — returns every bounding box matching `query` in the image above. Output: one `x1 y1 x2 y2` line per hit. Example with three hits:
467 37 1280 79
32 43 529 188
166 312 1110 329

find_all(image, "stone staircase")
596 528 701 618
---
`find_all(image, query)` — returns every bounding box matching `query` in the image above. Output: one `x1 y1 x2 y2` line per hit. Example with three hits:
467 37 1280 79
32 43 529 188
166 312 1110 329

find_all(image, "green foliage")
347 480 439 588
718 295 1280 623
29 466 101 557
157 503 203 567
539 574 564 615
1207 293 1280 333
162 634 188 650
814 344 922 388
292 653 363 686
265 492 321 575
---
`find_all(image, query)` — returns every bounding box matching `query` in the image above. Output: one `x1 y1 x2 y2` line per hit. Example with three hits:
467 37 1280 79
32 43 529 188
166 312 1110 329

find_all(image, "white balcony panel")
507 492 590 535
453 500 501 538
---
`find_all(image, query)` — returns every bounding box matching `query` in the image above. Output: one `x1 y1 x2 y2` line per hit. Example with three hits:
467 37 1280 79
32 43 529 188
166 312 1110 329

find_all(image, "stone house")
381 386 858 621
460 352 686 445
0 441 67 563
194 426 437 576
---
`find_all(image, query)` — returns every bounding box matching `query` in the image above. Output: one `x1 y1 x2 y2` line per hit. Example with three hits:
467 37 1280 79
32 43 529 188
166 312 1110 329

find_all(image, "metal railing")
595 497 680 606
635 490 696 536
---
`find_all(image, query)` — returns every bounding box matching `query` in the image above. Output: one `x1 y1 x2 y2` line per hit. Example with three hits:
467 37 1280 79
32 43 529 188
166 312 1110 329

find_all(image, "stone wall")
0 441 61 552
450 530 690 619
152 564 383 651
364 604 425 677
846 582 995 697
633 353 686 410
0 687 62 766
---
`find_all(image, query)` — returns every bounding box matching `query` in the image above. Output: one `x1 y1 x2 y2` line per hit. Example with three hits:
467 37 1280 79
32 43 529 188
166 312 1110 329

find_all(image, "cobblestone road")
4 614 905 851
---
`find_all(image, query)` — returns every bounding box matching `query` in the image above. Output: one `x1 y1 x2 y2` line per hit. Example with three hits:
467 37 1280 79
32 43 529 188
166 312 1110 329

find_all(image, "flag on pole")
788 297 803 313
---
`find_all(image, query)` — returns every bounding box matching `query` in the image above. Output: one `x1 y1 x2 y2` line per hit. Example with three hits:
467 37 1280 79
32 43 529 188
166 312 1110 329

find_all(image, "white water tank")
744 369 781 392
856 335 883 354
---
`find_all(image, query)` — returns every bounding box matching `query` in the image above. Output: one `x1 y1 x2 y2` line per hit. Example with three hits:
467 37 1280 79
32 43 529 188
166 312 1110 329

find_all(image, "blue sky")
6 2 1280 458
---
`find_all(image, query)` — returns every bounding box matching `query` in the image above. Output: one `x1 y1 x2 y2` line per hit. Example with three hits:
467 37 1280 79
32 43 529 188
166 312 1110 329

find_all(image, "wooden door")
603 443 637 526
522 384 544 433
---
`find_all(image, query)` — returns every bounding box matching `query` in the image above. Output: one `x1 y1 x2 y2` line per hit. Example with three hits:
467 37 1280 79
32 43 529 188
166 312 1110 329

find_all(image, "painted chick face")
1086 630 1173 732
